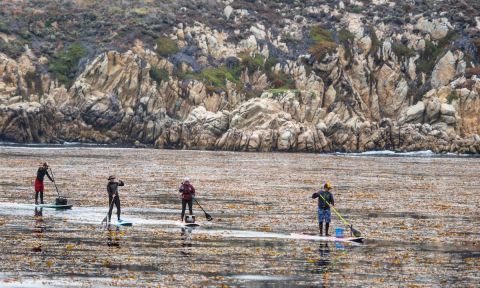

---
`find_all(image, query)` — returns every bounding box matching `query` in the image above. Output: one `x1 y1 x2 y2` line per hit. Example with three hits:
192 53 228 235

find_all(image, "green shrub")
0 20 11 34
349 6 363 14
392 43 416 59
269 70 296 89
0 39 24 59
309 41 337 61
416 40 438 73
446 90 459 104
417 32 459 74
45 19 53 29
239 53 265 72
155 36 178 57
49 43 87 87
339 28 354 60
310 26 334 43
308 26 336 60
339 28 354 43
265 57 279 73
368 26 381 55
149 67 169 85
471 38 480 59
132 7 149 16
24 70 43 98
193 66 241 90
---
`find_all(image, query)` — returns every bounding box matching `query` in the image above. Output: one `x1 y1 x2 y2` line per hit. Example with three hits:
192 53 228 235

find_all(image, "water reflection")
316 243 331 287
107 225 121 247
180 227 193 257
316 243 331 273
32 207 44 252
334 241 345 250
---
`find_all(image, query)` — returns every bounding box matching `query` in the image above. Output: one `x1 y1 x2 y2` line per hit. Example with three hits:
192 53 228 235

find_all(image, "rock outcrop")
0 1 479 154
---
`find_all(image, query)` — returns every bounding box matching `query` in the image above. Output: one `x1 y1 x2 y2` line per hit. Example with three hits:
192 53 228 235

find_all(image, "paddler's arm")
311 192 319 199
118 180 124 186
45 170 54 182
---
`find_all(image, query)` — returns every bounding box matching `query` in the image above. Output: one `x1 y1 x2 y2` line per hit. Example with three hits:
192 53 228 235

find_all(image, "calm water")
0 147 479 287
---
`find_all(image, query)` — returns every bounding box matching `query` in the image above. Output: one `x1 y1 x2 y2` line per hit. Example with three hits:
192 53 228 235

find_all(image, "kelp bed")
0 147 479 287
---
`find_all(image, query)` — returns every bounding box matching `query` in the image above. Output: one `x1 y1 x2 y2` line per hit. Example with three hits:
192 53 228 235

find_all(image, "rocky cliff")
1 0 480 153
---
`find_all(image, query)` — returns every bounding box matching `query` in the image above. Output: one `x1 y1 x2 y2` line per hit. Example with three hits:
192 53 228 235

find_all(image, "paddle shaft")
193 197 207 214
102 195 117 225
316 192 362 237
317 193 350 226
48 168 60 197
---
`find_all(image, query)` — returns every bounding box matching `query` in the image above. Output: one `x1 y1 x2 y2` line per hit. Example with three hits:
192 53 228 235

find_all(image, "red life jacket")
180 183 195 200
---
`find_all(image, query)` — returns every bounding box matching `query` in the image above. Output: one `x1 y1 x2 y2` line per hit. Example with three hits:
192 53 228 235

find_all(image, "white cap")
184 177 190 182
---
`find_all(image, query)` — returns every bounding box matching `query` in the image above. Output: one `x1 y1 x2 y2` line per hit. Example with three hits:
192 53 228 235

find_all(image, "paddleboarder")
179 177 195 222
107 175 124 223
34 162 54 204
312 182 334 236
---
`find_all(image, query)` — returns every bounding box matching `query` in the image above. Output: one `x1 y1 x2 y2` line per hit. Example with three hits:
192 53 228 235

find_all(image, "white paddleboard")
290 233 364 243
176 221 200 228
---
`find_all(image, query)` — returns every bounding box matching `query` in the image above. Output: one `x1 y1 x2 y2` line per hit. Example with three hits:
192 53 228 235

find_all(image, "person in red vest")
179 177 195 222
35 162 53 204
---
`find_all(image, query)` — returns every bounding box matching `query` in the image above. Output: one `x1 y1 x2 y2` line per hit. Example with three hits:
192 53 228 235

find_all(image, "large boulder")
376 64 409 119
431 51 456 89
399 101 425 124
415 17 450 40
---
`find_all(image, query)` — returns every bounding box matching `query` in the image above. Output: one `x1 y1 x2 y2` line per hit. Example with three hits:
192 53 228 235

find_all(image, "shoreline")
1 142 479 158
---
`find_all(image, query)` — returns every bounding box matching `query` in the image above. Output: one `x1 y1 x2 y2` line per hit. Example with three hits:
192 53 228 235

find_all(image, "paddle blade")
205 213 213 221
351 226 362 237
101 216 108 226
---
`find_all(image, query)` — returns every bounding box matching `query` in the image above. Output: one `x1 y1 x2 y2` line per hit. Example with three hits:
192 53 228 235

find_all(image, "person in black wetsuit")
107 175 124 223
34 162 53 204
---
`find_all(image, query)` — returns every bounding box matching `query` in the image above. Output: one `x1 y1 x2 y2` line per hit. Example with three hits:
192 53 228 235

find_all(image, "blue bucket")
335 227 344 238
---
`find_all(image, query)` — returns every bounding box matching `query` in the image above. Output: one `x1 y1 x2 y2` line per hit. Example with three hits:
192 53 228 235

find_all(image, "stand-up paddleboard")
290 233 364 243
109 219 133 227
176 221 200 228
35 203 73 209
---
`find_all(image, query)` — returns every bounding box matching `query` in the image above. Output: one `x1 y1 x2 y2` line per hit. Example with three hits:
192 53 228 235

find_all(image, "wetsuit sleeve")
330 193 334 206
118 180 124 186
311 192 319 199
46 171 54 182
107 184 112 196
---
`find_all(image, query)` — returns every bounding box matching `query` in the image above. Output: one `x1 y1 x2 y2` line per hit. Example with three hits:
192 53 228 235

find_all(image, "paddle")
193 197 213 221
101 196 116 227
48 168 60 197
317 193 362 237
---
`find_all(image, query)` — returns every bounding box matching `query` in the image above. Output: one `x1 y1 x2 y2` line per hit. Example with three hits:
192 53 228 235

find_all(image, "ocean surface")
0 146 479 287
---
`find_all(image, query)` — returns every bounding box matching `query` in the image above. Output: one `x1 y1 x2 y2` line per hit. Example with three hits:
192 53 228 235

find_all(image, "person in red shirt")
34 162 53 204
179 177 195 222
